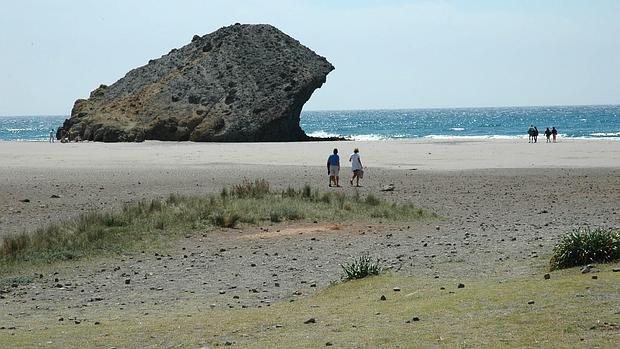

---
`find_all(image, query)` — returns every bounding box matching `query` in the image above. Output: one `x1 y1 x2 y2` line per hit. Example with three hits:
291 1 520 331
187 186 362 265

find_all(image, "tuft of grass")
341 254 382 280
0 180 432 271
231 178 270 198
550 228 620 270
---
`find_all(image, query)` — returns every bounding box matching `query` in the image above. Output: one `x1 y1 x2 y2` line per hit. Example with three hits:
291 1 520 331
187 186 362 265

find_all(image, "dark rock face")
61 24 334 142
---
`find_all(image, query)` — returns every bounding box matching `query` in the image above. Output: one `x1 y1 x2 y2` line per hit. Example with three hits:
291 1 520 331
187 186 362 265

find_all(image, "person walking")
349 148 364 187
49 129 55 143
544 127 552 143
533 126 539 143
551 127 558 142
327 148 340 187
528 125 535 143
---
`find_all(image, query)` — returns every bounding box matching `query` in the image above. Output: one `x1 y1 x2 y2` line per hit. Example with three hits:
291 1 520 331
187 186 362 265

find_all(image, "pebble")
393 287 401 292
544 273 551 280
325 342 333 346
612 268 620 272
304 318 316 324
457 283 465 289
592 275 598 280
380 295 387 301
528 300 535 305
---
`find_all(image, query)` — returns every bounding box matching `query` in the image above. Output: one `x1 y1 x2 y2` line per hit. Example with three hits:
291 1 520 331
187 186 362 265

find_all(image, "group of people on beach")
528 125 557 143
327 148 364 187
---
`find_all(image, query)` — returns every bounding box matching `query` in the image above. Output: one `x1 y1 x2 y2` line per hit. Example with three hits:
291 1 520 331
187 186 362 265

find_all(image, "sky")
0 0 619 115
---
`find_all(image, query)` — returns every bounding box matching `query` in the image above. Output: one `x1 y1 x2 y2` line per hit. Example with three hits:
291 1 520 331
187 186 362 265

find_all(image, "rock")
581 265 593 274
592 275 598 280
19 199 30 203
50 194 61 198
380 295 387 301
457 283 465 289
125 279 131 285
380 184 395 192
304 318 316 324
544 273 551 280
612 268 620 272
527 300 535 305
60 24 335 142
393 287 401 292
325 342 333 346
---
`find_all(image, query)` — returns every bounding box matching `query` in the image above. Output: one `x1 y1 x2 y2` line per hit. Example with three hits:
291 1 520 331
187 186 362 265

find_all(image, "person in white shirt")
349 148 364 187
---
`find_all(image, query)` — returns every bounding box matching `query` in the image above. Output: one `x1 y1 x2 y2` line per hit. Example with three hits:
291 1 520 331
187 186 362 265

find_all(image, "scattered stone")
380 295 387 301
457 283 465 289
380 184 395 192
19 199 30 203
125 279 131 285
528 300 535 305
581 264 595 274
325 342 333 346
304 318 316 324
50 194 61 198
592 275 598 280
393 287 401 292
544 273 551 280
612 268 620 272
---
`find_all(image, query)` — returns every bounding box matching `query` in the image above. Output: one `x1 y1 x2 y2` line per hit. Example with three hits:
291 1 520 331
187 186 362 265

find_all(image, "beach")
1 139 619 237
1 139 619 346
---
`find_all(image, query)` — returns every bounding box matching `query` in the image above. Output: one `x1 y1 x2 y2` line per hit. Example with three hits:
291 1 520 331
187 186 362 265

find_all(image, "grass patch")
2 264 619 348
341 254 381 280
0 181 432 272
550 228 620 270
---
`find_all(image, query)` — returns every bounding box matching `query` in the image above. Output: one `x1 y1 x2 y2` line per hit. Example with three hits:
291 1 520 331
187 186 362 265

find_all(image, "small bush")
211 211 240 228
341 254 381 280
231 179 270 198
550 228 620 270
269 212 282 223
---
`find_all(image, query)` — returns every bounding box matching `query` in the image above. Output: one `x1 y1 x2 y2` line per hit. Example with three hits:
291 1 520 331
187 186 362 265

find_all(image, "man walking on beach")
327 148 340 187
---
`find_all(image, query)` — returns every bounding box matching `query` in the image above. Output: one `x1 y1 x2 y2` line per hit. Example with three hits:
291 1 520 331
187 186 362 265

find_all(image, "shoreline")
1 138 618 171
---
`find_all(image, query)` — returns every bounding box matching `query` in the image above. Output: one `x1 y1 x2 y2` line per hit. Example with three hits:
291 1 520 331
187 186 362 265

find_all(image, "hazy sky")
1 0 619 115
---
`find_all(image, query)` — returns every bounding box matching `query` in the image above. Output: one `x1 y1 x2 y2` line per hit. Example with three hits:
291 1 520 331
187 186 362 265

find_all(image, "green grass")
550 228 620 270
0 181 433 272
341 254 382 280
2 264 618 348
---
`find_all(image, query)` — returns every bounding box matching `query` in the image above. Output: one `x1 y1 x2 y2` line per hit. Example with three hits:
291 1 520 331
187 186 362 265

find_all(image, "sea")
1 105 619 142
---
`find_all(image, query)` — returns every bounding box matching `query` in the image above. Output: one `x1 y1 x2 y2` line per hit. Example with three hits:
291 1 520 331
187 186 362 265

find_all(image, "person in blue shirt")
327 148 341 187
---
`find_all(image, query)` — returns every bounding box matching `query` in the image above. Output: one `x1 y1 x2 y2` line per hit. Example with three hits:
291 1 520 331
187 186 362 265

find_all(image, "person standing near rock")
327 148 340 187
349 148 364 187
49 129 55 143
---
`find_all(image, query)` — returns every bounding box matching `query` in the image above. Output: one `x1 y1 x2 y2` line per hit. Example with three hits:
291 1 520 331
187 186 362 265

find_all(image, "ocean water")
1 105 619 141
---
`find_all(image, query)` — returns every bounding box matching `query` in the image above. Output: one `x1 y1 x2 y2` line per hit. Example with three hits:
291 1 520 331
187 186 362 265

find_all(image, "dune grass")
2 264 618 348
550 228 620 270
0 180 433 270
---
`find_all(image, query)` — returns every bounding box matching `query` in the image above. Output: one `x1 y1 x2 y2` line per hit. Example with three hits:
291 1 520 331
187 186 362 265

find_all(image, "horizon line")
1 103 619 118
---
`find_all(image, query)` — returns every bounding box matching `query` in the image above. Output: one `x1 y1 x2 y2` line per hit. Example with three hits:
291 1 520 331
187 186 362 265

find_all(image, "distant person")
551 127 558 142
49 129 55 143
327 148 340 187
528 125 535 143
349 148 364 187
544 127 552 143
533 126 539 143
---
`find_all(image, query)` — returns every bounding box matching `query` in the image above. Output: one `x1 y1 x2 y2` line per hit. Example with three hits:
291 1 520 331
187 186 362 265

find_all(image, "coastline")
1 138 618 171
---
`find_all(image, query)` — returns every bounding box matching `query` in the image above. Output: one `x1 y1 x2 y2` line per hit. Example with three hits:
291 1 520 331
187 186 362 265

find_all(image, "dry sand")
1 139 619 319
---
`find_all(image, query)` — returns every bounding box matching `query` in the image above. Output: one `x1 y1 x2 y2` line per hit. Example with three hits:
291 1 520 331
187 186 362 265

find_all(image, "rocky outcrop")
60 24 334 142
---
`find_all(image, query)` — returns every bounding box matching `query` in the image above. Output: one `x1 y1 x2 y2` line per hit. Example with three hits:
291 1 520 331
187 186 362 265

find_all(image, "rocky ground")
1 166 619 331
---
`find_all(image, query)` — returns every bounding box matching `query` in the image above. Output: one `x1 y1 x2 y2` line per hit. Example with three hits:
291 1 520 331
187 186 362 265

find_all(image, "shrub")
210 211 240 228
550 228 620 270
341 254 381 280
231 179 270 198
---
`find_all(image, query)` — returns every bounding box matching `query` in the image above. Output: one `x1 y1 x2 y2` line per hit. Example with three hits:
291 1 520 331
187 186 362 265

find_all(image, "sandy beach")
1 139 619 237
1 139 619 346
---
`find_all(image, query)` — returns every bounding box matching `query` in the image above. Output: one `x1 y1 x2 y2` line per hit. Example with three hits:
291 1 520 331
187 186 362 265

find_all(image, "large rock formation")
60 24 334 142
